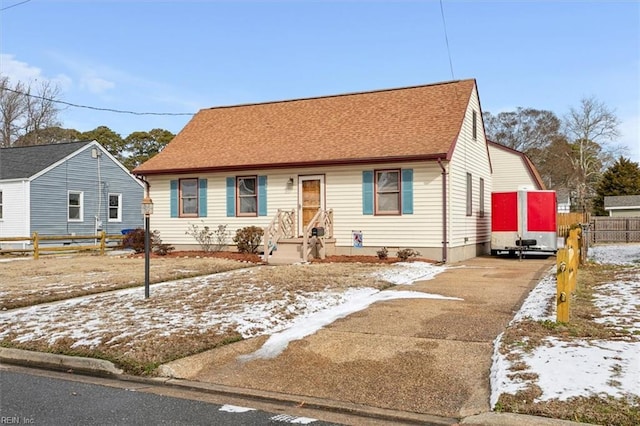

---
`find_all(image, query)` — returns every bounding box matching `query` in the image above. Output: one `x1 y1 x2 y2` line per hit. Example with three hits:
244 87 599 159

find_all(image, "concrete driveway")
160 255 555 421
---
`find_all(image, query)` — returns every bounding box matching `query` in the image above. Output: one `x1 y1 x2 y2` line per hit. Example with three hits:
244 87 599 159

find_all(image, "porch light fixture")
287 177 294 186
141 196 154 298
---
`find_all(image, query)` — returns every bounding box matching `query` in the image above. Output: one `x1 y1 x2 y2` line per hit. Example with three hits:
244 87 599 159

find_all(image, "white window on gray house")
179 178 198 217
108 193 122 222
479 178 485 217
466 173 472 216
376 170 400 214
68 191 83 221
237 176 257 216
0 190 3 219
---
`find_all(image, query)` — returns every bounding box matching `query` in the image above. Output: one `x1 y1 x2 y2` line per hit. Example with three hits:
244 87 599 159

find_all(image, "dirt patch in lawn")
0 251 260 310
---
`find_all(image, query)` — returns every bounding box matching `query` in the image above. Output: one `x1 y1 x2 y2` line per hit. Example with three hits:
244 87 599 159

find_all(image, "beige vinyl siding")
488 145 538 192
146 161 445 250
448 86 492 252
609 208 640 217
325 162 443 249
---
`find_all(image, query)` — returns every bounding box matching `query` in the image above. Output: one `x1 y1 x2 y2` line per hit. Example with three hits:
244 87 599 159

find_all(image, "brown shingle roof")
134 79 476 175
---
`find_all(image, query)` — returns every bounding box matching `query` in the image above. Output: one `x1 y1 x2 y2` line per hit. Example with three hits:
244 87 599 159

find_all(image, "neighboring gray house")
0 141 144 244
604 195 640 217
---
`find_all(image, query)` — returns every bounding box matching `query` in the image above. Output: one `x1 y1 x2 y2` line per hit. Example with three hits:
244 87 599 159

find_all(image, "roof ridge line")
201 78 476 112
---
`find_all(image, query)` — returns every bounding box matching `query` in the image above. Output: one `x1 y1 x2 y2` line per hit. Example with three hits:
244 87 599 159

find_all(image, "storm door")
298 175 325 235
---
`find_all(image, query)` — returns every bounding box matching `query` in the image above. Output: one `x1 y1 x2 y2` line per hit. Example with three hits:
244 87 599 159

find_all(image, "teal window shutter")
198 178 207 217
362 171 374 215
402 169 413 214
170 180 178 218
258 175 267 216
226 177 236 217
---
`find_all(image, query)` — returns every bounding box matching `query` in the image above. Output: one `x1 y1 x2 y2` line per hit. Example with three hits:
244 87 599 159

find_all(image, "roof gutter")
133 153 449 176
437 157 448 263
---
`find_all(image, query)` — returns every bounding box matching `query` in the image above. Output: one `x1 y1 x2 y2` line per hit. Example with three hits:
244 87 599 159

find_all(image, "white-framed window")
180 178 198 217
108 193 122 222
68 191 83 221
375 169 401 215
0 190 3 219
237 176 257 216
466 173 472 216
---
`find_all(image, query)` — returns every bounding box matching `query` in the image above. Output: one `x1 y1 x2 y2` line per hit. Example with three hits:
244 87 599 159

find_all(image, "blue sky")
1 0 638 162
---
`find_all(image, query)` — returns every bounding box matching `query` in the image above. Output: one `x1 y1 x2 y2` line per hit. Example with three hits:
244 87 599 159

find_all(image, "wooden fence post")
32 232 39 260
556 247 570 323
100 231 106 255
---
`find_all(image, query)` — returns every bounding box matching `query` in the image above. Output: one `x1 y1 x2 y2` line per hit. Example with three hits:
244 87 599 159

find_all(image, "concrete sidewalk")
159 255 557 423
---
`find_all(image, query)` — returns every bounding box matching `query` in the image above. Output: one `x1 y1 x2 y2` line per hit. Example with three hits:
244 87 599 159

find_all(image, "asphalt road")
0 365 344 426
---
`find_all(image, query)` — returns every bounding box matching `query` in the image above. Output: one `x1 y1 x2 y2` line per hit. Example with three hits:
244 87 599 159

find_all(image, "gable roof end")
487 141 546 190
0 141 93 180
134 79 477 175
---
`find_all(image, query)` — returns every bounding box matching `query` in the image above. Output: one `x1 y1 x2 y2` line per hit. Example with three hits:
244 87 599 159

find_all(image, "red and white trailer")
491 190 557 256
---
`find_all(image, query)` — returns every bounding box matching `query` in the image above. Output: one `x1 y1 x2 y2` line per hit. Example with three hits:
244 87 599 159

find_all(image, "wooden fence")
589 217 640 243
556 228 581 323
0 232 125 259
557 213 640 244
557 212 590 239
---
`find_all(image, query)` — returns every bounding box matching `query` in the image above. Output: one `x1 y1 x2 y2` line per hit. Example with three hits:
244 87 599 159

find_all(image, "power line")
0 0 31 12
439 0 455 80
2 86 194 116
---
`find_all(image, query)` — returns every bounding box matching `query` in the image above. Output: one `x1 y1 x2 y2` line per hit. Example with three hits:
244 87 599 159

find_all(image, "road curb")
1 349 592 426
135 375 457 425
461 412 593 425
0 347 123 377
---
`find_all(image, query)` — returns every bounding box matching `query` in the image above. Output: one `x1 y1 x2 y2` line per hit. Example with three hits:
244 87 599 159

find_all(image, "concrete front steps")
266 238 336 265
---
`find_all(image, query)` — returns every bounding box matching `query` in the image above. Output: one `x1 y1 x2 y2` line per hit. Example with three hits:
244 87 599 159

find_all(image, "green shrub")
233 226 264 254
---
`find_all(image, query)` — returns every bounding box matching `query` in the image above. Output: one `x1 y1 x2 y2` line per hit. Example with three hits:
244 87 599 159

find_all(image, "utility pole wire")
2 87 194 116
439 0 455 80
1 0 31 12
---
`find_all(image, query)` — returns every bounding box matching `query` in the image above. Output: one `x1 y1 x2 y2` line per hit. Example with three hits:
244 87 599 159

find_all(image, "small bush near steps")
233 226 264 254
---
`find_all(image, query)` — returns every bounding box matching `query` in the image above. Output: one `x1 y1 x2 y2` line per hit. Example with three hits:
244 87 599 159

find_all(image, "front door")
299 175 324 235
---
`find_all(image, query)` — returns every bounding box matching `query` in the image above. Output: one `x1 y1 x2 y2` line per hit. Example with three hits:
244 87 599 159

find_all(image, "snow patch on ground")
491 244 640 408
588 244 640 265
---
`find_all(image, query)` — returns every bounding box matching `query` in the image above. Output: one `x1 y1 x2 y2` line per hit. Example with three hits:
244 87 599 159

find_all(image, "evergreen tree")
592 157 640 215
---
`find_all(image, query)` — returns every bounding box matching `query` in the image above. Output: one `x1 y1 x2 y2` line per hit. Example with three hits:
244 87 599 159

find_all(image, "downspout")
438 158 448 263
136 175 151 203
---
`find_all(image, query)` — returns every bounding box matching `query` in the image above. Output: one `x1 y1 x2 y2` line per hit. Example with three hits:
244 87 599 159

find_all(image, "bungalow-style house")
604 195 640 217
487 141 545 192
0 141 144 247
134 79 492 263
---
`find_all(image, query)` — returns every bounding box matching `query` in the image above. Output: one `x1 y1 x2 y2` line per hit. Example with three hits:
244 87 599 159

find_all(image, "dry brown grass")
0 253 255 310
496 262 640 425
0 256 395 375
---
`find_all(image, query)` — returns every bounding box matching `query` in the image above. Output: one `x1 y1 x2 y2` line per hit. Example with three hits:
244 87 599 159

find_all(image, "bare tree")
483 107 562 154
0 76 27 148
564 97 622 212
19 79 61 146
0 75 62 147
